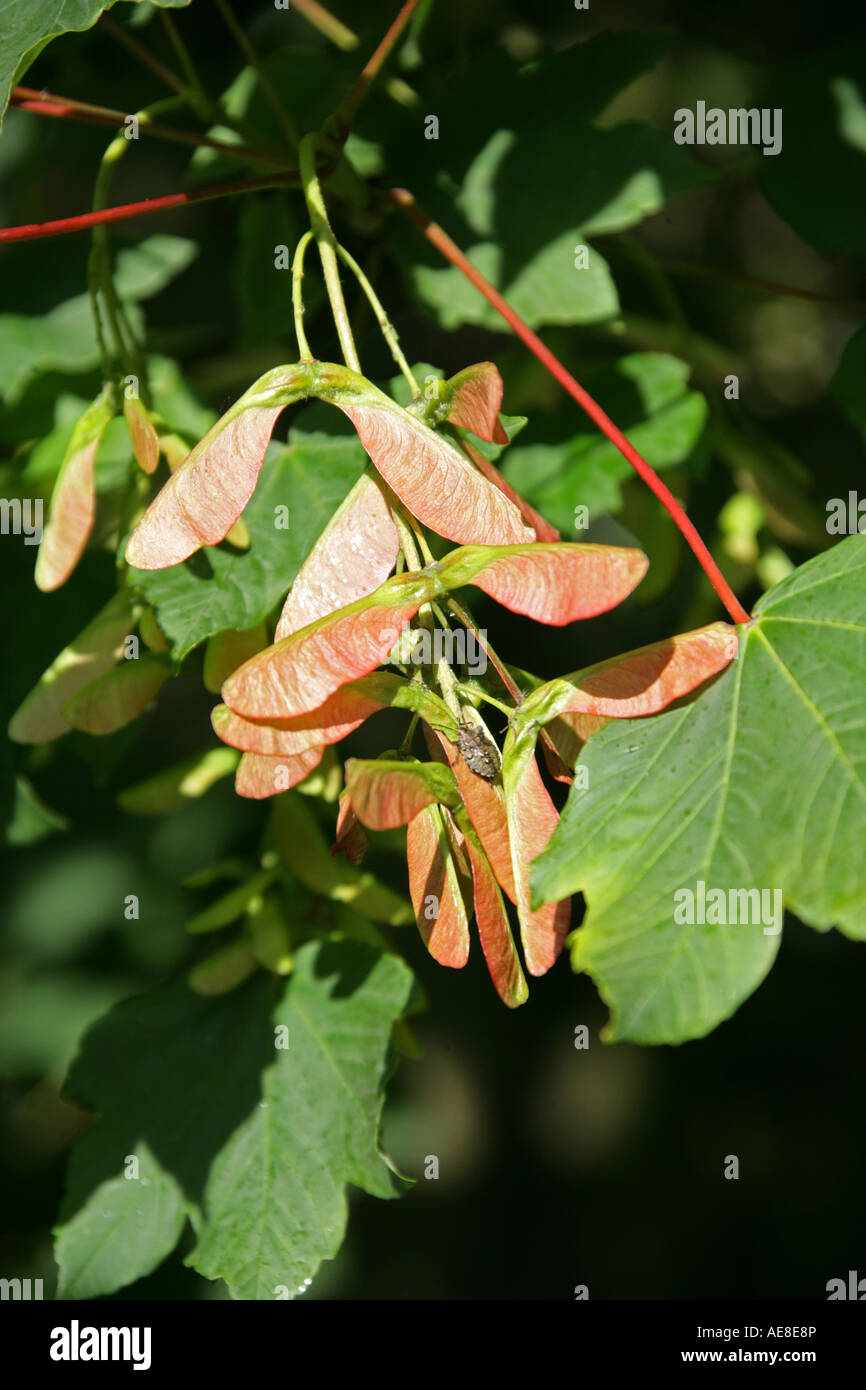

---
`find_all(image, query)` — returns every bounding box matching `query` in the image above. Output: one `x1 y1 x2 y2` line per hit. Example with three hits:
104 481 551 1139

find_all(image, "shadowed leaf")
271 792 412 924
117 748 239 815
61 653 171 735
203 624 269 694
8 590 138 744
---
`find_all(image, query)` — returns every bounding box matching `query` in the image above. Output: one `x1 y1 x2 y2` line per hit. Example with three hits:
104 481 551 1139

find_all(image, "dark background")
1 0 864 1300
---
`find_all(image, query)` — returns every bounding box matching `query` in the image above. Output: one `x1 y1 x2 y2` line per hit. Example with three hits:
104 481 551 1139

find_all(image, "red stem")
390 188 751 626
331 0 422 138
10 87 291 167
0 173 295 244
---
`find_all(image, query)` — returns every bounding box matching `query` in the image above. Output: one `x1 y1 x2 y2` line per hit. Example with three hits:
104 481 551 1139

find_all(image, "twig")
328 0 422 139
390 187 751 626
0 173 296 244
98 14 187 95
9 87 292 167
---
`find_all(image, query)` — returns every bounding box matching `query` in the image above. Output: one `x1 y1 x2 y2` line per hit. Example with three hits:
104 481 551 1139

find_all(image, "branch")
329 0 422 140
10 87 291 167
0 173 296 244
390 187 751 627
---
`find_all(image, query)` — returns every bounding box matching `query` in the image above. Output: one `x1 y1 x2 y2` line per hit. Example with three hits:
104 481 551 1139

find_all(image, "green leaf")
188 940 416 1299
532 535 866 1045
117 747 240 815
53 943 418 1299
411 238 620 331
501 353 708 532
759 43 866 255
271 793 413 926
54 974 277 1300
233 195 301 348
0 238 198 403
0 3 190 131
410 116 706 331
130 430 367 660
3 775 68 845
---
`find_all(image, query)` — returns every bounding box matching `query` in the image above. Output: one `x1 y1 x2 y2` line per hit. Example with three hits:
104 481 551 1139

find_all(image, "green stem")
391 507 422 569
292 230 316 360
457 685 513 717
157 8 282 156
89 104 178 400
299 133 360 371
335 244 418 391
160 10 210 116
446 597 524 706
399 710 421 753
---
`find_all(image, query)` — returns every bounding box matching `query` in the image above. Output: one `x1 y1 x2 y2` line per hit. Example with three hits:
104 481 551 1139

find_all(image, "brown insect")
456 720 501 782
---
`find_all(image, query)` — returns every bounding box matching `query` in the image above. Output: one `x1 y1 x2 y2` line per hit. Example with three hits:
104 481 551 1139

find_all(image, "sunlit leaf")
532 536 866 1043
117 748 239 815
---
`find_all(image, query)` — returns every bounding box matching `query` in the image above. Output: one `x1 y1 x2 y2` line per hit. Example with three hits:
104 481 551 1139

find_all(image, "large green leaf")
188 939 415 1298
0 237 198 403
759 43 866 255
409 104 707 331
130 430 367 660
55 940 415 1300
532 535 866 1045
0 2 191 130
501 353 707 532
